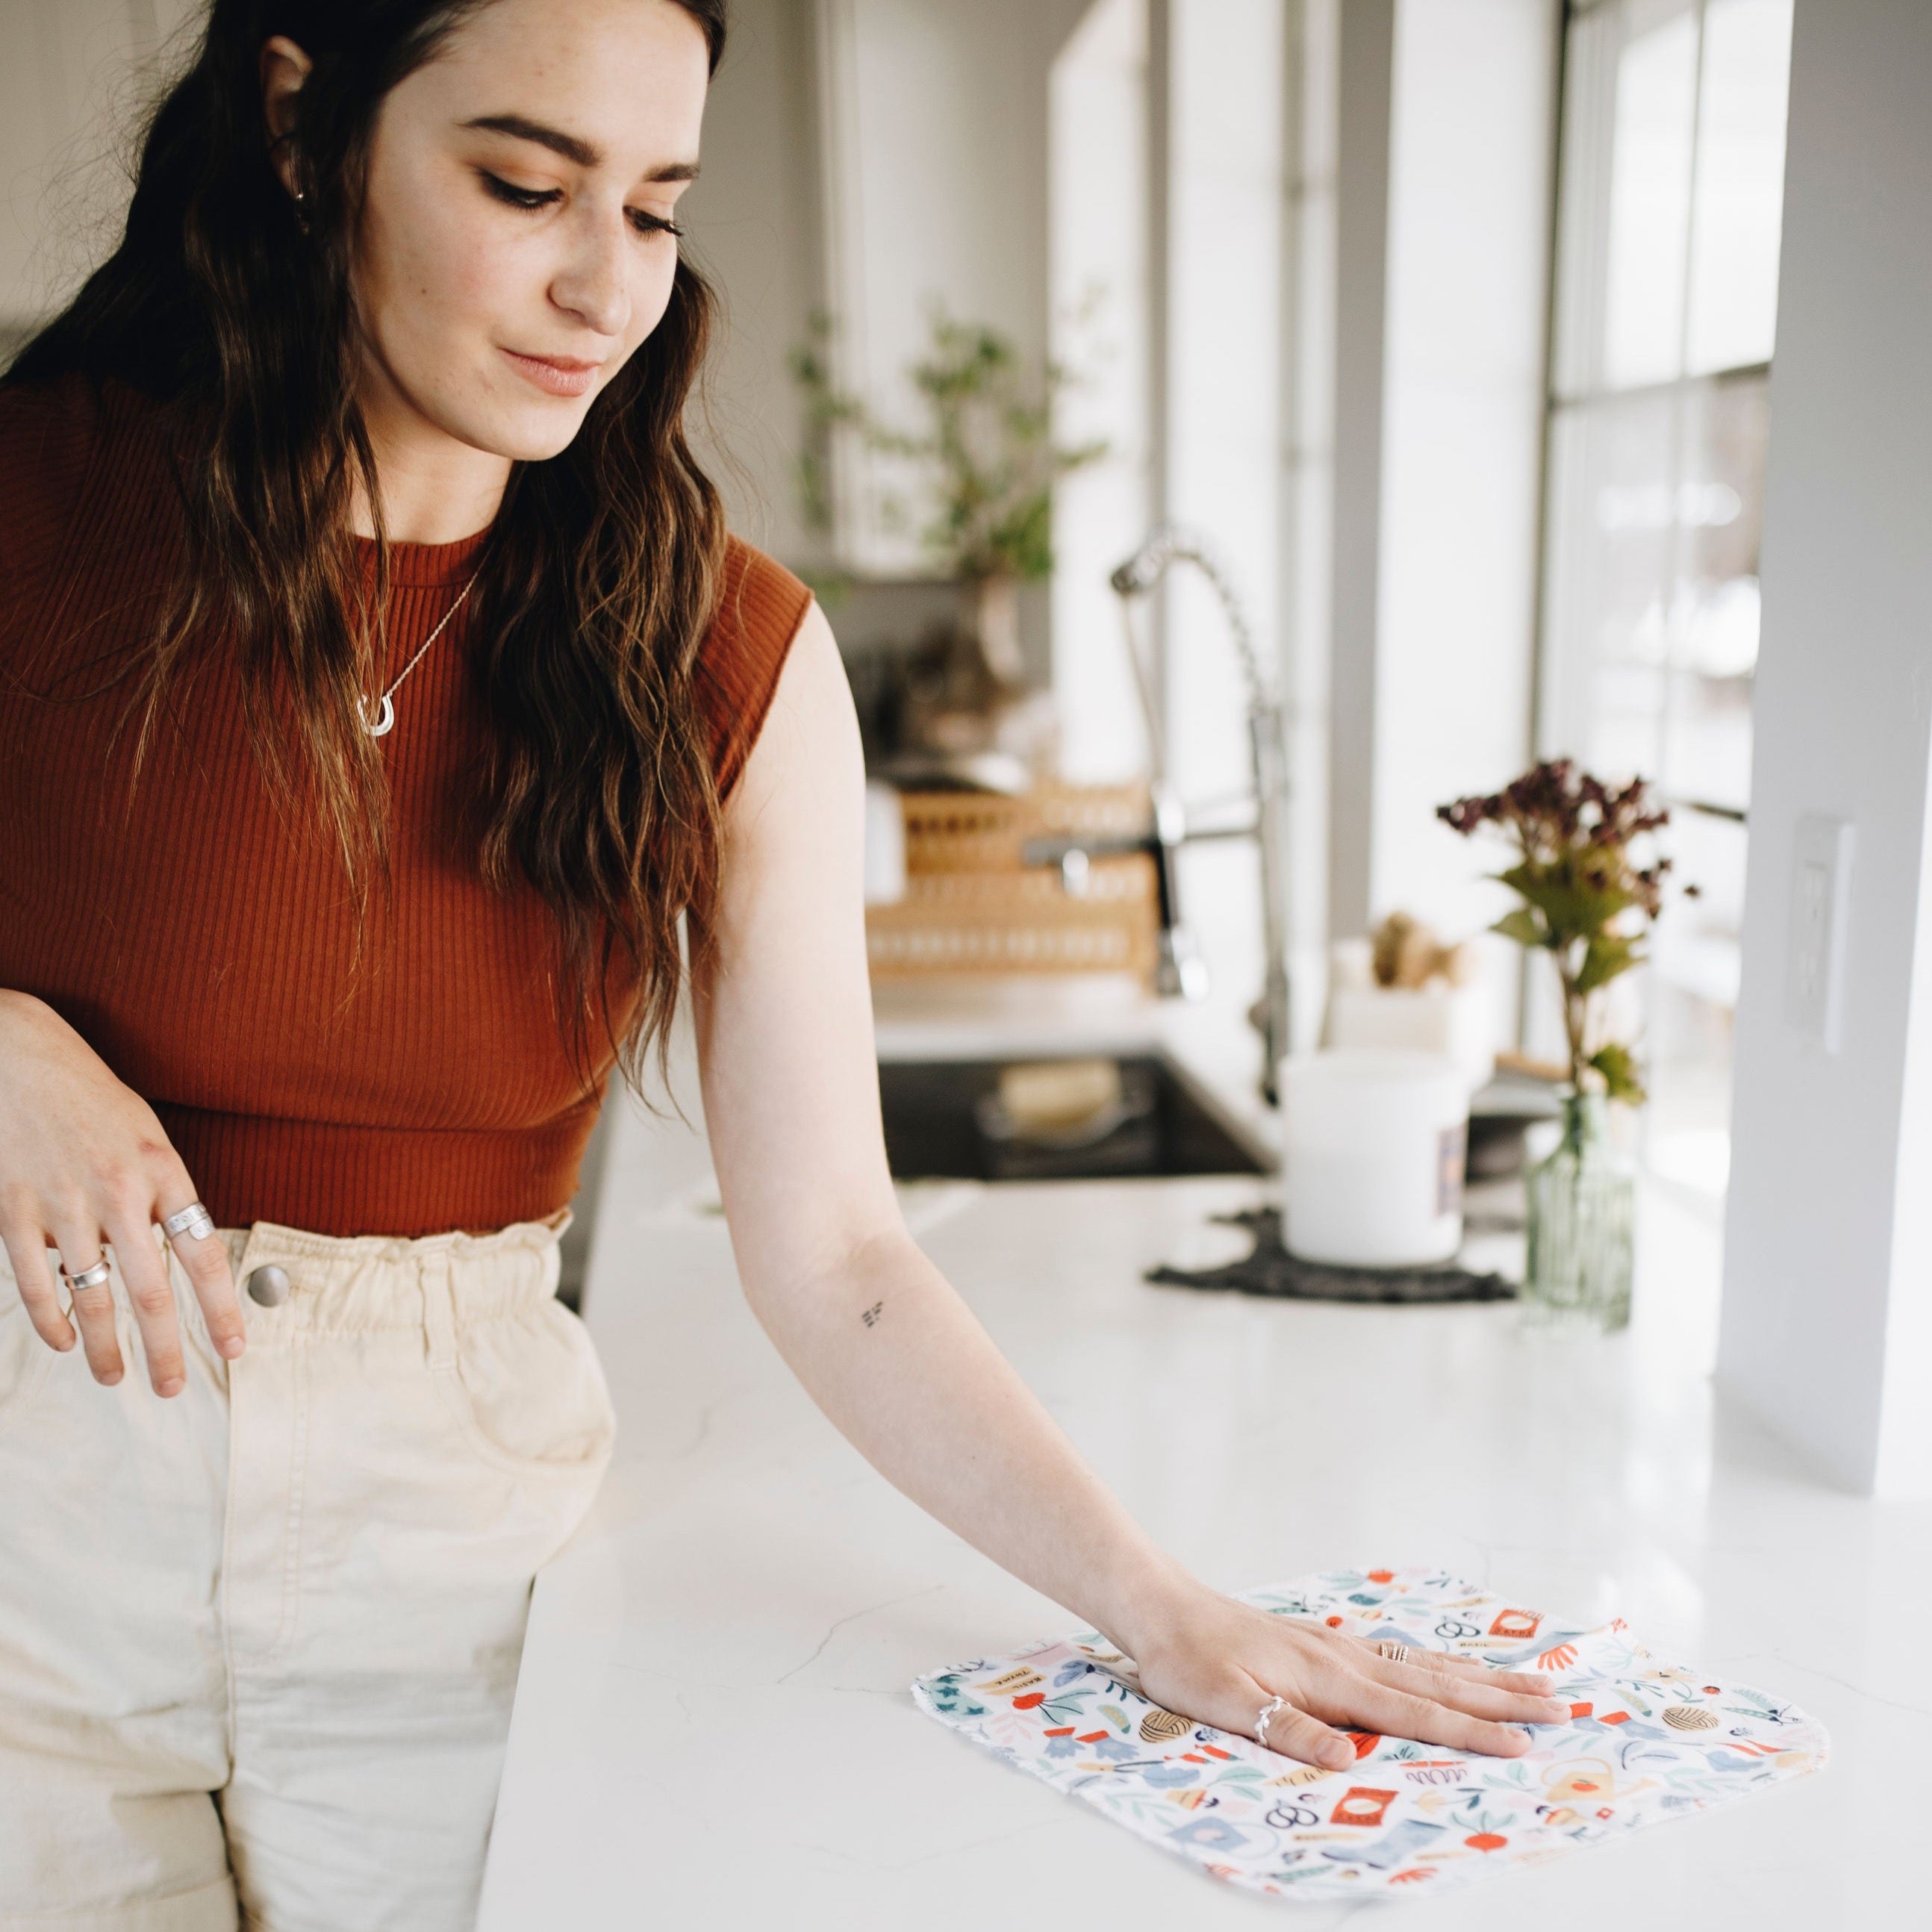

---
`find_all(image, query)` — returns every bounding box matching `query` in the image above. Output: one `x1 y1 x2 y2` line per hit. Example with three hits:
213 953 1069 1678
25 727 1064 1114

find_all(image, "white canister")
1280 1050 1469 1268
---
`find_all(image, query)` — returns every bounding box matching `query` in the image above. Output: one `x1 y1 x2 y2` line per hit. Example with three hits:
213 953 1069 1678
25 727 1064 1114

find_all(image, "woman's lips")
499 347 603 398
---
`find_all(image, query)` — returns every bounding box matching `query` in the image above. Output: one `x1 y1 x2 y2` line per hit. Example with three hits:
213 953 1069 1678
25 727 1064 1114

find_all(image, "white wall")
1161 0 1288 1038
669 0 1088 571
1719 0 1932 1498
1369 0 1555 951
680 0 826 561
0 0 204 334
1278 0 1341 1050
1162 0 1286 804
816 0 1090 576
1049 0 1153 786
1322 0 1556 1007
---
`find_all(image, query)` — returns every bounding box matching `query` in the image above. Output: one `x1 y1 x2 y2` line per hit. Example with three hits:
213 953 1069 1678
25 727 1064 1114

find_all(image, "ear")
261 34 315 196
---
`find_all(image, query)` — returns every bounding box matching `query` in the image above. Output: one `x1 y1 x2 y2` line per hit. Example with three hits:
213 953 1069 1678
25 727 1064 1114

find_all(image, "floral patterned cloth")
912 1566 1826 1901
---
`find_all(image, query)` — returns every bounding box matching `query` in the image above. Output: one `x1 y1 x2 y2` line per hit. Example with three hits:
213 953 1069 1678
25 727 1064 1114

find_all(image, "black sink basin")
878 1054 1272 1182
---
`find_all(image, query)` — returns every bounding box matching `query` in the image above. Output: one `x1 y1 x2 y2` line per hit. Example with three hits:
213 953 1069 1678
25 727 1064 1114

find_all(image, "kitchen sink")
878 1053 1272 1182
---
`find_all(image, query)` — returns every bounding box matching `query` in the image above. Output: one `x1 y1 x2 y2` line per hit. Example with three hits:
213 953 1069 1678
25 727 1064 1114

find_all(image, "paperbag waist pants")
0 1215 615 1932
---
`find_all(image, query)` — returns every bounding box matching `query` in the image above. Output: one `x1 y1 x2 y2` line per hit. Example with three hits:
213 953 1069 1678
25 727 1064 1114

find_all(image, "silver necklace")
358 571 481 738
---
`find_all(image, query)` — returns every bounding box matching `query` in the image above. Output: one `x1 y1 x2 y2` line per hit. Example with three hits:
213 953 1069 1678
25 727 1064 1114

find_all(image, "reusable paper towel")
912 1566 1825 1901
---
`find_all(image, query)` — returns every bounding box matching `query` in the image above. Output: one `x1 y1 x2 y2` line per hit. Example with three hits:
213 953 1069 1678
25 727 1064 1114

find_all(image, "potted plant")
1437 760 1683 1330
791 305 1103 697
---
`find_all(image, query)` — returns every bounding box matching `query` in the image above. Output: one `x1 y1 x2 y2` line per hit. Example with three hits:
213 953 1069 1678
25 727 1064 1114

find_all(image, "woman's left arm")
692 605 1568 1771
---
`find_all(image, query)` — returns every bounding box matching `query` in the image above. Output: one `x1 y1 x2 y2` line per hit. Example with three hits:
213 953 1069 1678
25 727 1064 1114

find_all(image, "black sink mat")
1147 1209 1515 1304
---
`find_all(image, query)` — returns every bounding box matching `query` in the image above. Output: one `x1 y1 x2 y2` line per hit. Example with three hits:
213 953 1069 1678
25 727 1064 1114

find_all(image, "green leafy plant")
1437 760 1685 1103
789 305 1104 584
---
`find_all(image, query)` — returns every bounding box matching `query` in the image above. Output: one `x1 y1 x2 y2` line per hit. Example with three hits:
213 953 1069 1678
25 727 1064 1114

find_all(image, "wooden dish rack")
866 785 1160 983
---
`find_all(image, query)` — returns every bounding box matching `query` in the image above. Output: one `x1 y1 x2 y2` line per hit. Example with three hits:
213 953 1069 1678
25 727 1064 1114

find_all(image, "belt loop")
420 1244 457 1372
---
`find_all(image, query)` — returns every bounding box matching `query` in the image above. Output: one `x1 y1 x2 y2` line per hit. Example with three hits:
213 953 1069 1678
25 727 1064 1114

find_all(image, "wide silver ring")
1376 1640 1411 1664
63 1259 113 1293
162 1203 215 1242
1255 1692 1288 1749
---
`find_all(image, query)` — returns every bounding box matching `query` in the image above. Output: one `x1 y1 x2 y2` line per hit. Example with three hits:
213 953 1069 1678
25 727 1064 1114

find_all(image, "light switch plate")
1786 814 1854 1051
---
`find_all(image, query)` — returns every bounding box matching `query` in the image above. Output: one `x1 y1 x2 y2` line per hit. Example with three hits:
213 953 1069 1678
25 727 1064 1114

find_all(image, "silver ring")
1255 1692 1288 1749
63 1259 113 1293
162 1203 215 1241
1376 1640 1410 1664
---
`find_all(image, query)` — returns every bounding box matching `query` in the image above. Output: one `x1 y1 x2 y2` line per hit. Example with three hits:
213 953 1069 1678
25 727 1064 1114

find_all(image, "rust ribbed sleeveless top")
0 375 813 1236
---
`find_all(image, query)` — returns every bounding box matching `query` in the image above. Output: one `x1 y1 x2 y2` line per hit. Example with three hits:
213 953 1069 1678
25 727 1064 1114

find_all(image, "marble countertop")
477 1021 1927 1931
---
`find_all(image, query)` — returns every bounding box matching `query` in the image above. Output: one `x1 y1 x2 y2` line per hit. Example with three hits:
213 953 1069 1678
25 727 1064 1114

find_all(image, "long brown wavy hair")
7 0 732 1094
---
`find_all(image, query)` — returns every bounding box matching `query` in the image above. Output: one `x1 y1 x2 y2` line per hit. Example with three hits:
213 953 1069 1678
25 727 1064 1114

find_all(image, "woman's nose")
549 213 630 339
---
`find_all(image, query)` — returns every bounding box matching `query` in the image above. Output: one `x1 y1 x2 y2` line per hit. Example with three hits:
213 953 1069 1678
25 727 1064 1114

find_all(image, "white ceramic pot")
1280 1050 1468 1268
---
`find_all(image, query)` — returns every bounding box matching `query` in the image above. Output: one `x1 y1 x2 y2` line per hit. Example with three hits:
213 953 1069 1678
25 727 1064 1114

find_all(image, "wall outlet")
1786 814 1854 1051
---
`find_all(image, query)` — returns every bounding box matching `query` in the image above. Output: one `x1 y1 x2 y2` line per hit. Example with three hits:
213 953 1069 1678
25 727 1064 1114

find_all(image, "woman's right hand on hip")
0 990 245 1394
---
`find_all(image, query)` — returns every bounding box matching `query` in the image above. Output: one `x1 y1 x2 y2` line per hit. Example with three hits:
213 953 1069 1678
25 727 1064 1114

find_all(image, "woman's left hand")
1127 1583 1573 1771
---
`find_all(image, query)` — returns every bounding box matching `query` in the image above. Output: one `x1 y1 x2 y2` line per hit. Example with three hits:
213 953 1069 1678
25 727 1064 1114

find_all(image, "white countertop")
478 1020 1927 1931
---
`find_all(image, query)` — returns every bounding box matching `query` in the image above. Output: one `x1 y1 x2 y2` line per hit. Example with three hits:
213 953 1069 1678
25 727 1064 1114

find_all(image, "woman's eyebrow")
460 112 699 183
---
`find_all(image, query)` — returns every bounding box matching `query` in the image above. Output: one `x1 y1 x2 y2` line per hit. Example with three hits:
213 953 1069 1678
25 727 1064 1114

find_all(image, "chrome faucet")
1023 524 1292 1105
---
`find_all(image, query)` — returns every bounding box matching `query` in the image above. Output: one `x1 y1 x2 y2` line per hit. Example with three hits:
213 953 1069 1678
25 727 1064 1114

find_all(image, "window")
1538 0 1793 1202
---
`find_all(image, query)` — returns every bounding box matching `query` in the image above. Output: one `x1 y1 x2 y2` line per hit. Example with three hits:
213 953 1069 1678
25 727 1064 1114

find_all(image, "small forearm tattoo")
861 1300 884 1328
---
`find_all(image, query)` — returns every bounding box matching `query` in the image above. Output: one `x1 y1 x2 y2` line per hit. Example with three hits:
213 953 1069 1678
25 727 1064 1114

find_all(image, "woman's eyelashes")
477 171 683 239
479 170 560 211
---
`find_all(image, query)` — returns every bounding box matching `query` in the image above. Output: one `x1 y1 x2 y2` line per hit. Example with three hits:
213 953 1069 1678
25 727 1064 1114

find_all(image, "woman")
0 2 1568 1926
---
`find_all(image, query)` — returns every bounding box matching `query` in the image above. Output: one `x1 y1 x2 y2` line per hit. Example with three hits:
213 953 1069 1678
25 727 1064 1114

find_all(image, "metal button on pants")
244 1265 290 1307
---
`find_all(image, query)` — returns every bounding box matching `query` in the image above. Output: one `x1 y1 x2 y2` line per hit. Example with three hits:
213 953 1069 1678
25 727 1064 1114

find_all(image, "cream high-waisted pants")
0 1215 616 1932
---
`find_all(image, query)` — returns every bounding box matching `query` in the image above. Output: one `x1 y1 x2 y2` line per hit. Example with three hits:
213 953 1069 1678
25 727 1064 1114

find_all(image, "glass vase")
1523 1092 1633 1332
